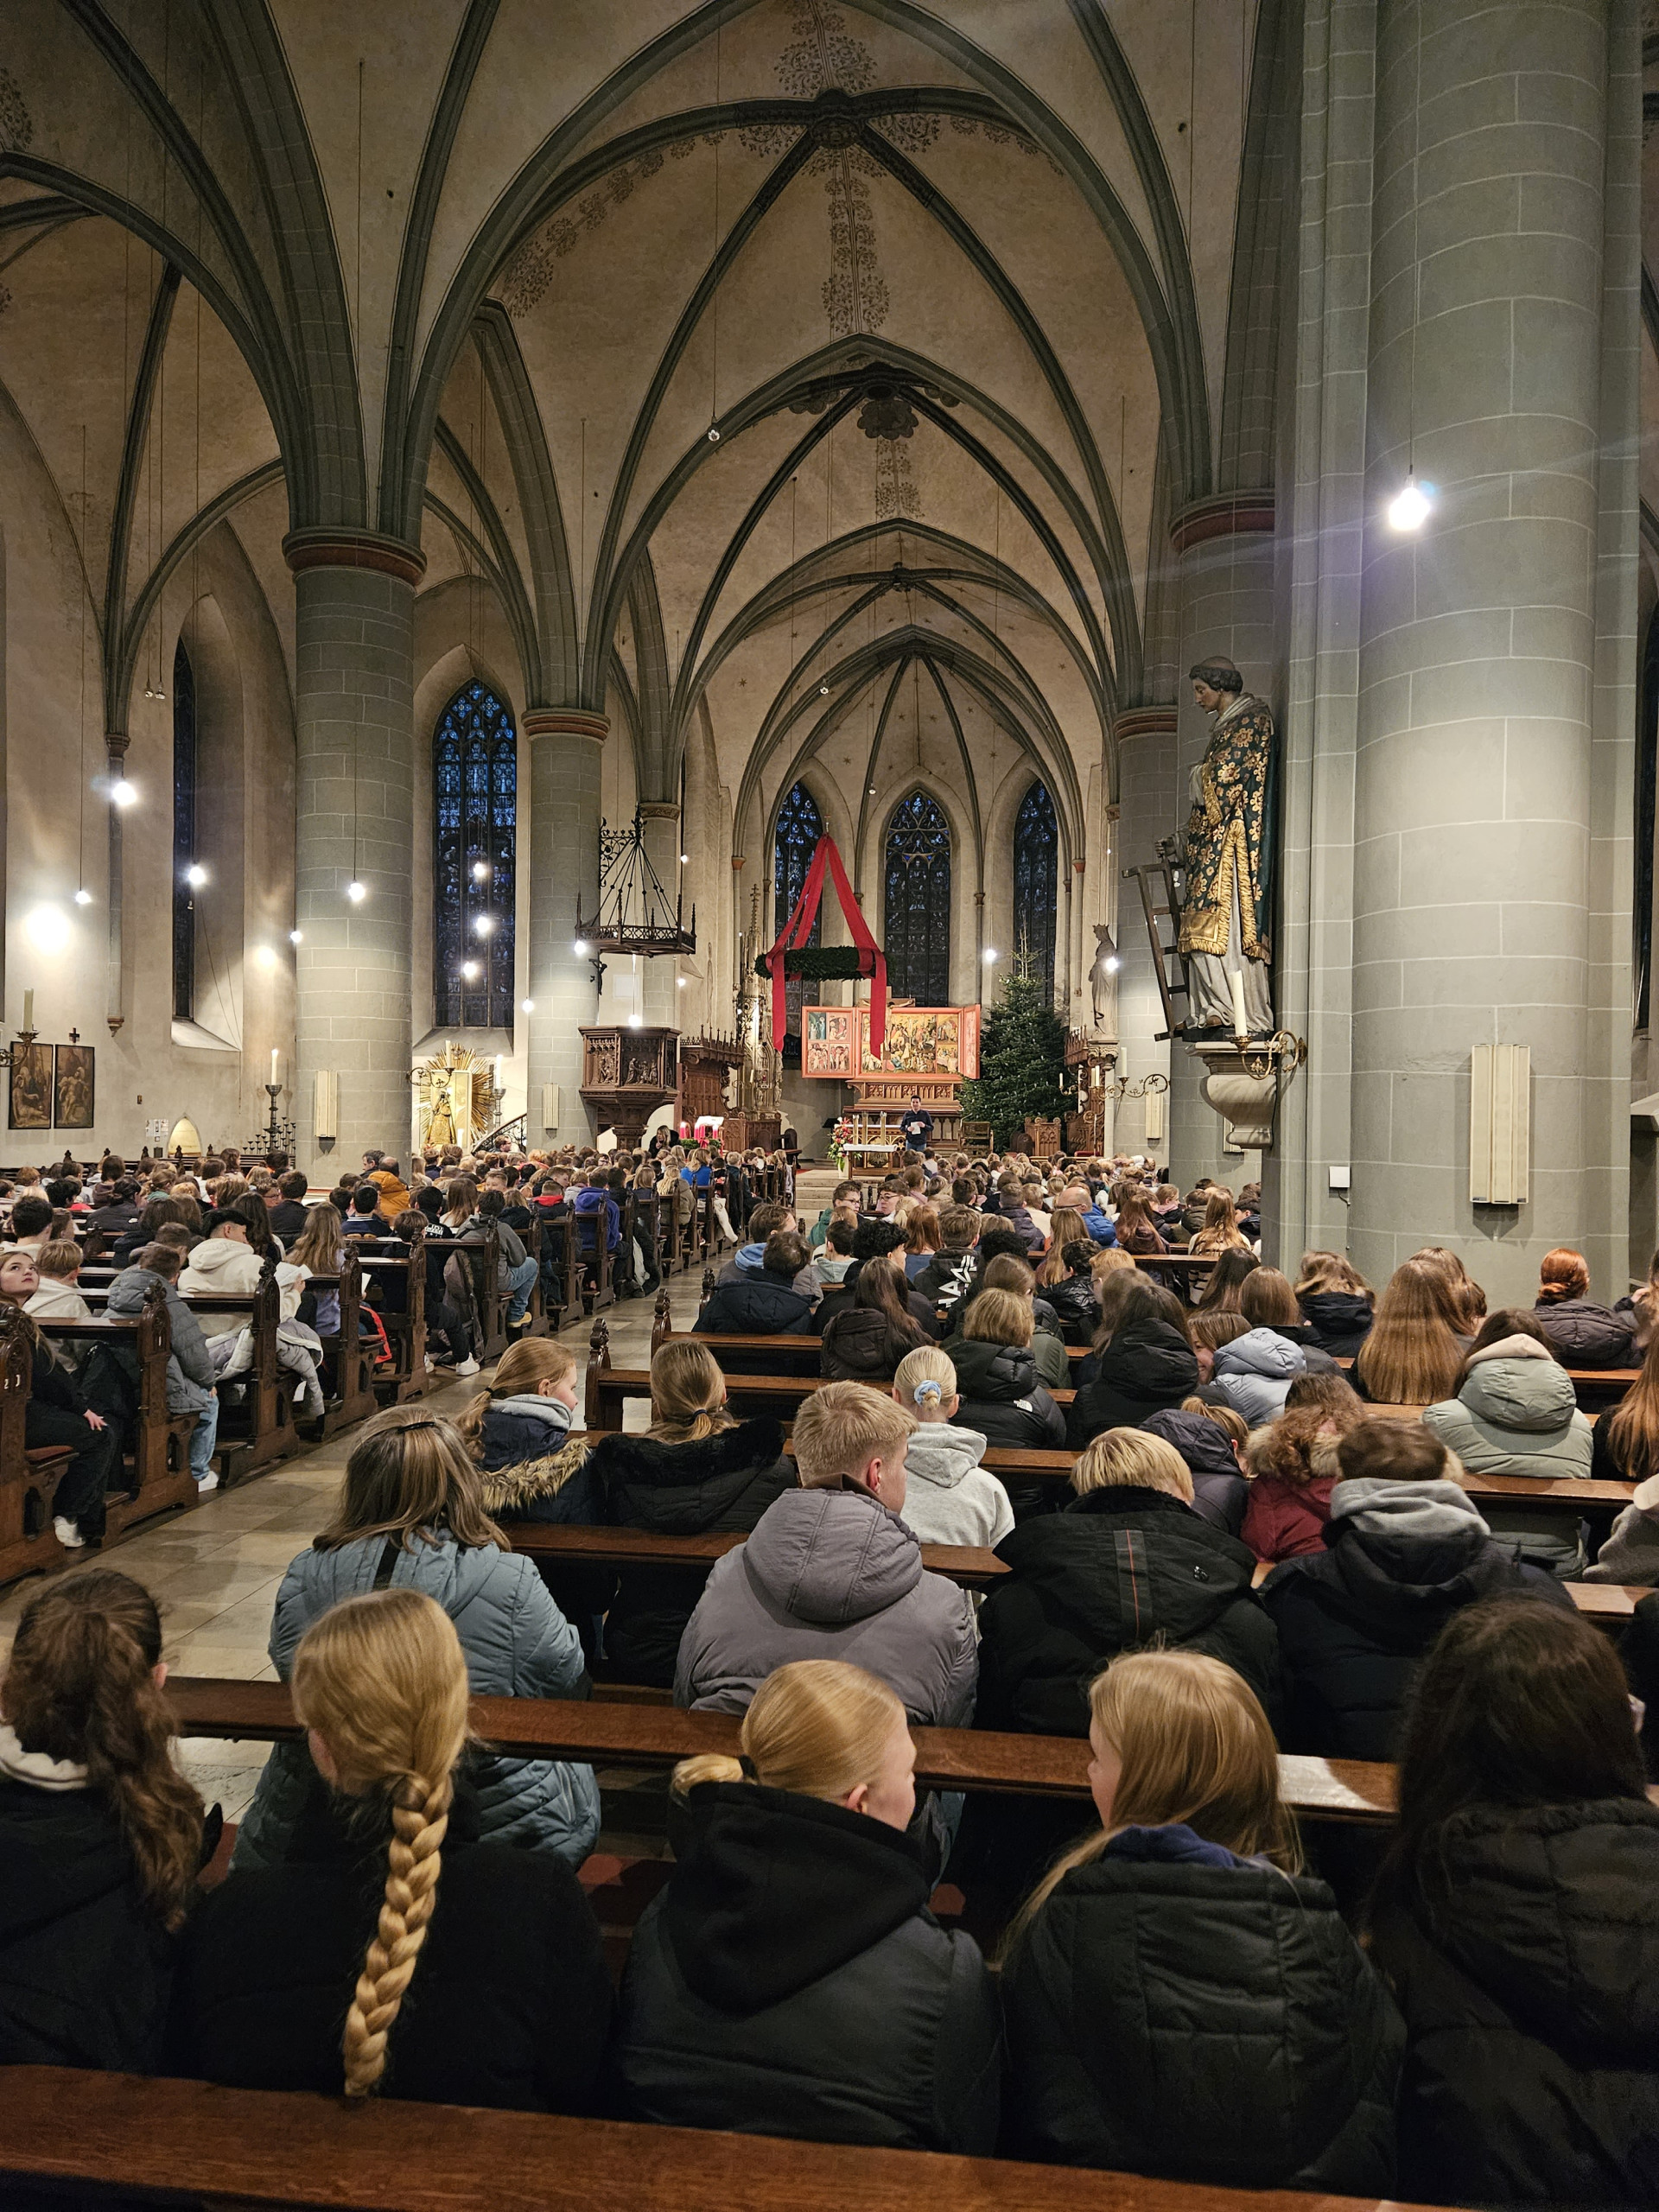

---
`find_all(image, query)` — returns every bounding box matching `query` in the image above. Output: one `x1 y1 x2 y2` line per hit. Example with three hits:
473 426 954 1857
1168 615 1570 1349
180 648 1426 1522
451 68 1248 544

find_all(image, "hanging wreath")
753 945 871 982
762 834 887 1054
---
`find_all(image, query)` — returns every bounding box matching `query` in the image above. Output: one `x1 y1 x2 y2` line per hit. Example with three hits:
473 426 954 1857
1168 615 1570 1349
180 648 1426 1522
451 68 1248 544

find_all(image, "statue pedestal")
579 1026 678 1147
1188 1040 1281 1152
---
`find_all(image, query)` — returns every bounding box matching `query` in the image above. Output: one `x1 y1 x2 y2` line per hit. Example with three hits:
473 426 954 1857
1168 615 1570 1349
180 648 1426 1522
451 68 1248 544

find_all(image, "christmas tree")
958 964 1069 1146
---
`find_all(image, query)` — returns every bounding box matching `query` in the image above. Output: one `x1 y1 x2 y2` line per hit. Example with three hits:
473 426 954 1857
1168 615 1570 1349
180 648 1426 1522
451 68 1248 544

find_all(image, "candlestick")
1229 969 1249 1041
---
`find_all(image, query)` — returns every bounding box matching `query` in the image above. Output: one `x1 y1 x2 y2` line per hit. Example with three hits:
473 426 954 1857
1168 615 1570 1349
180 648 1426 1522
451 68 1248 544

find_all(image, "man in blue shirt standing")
899 1093 934 1152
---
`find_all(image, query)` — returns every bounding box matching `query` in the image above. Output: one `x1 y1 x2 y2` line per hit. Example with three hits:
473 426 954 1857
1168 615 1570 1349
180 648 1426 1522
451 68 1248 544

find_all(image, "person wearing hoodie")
887 1349 1014 1551
1423 1309 1595 1576
24 1237 92 1324
620 1659 999 2152
570 1171 621 1277
912 1205 982 1315
1241 1372 1368 1562
1208 1324 1307 1426
1532 1245 1634 1370
1054 1180 1116 1249
178 1211 302 1339
976 1428 1280 1737
585 1341 796 1685
696 1230 818 1373
1140 1403 1249 1536
1001 1648 1402 2190
232 1408 599 1872
1294 1250 1376 1358
105 1243 222 1491
1262 1420 1573 1762
674 1381 978 1730
1066 1313 1200 1448
713 1201 821 1300
1236 1267 1339 1372
815 1213 857 1284
0 1571 207 2075
1368 1599 1659 2207
179 1590 613 2113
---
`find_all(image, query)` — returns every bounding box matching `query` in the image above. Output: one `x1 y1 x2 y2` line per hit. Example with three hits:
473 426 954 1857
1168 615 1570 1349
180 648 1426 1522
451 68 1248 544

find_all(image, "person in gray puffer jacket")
1209 1325 1306 1427
104 1246 219 1484
1422 1313 1593 1575
674 1381 976 1727
233 1406 599 1872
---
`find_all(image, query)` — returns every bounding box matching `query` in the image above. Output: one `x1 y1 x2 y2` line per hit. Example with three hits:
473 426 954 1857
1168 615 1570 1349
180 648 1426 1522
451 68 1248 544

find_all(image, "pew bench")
349 1239 429 1402
584 1344 1075 1433
506 1520 1008 1592
0 2064 1465 2212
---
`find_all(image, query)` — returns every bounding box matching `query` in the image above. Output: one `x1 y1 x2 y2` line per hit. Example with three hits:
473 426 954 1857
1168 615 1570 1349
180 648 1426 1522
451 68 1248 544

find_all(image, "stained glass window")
434 682 517 1029
884 790 951 1005
774 781 823 1065
172 639 196 1021
1014 779 1058 1006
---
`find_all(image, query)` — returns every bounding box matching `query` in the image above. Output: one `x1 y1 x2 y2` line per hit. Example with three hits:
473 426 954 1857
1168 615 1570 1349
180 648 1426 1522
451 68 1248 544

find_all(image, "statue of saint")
1178 656 1275 1036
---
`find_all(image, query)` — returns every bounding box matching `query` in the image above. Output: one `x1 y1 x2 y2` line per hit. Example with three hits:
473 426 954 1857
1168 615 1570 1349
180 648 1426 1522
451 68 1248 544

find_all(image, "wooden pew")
0 1303 79 1583
303 1244 378 1435
352 1236 429 1403
0 2063 1465 2212
585 1344 1076 1433
163 1673 1397 1824
508 1521 1008 1592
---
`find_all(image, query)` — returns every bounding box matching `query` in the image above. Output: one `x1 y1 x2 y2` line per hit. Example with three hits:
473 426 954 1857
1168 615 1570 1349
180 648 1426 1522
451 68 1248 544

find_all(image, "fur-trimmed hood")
475 1437 594 1516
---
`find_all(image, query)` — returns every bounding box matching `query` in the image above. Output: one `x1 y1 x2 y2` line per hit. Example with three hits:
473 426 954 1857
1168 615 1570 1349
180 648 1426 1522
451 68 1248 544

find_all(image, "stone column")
1350 0 1628 1300
283 531 422 1172
1166 495 1277 1191
524 709 606 1146
637 800 683 1028
1110 707 1177 1161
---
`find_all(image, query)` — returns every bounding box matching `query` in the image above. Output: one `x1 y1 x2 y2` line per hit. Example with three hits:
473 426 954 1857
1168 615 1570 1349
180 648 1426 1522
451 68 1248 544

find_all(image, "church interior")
3 4 1659 2207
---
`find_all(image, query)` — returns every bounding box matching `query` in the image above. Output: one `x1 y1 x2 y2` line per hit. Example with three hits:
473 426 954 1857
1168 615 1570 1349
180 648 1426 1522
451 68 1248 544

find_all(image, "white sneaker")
53 1516 86 1549
195 1472 220 1494
454 1357 480 1377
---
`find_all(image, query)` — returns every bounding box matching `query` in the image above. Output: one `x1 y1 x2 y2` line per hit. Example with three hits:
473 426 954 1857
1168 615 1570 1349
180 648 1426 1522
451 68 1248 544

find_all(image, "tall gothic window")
774 780 823 1065
1014 779 1059 1006
884 790 951 1004
172 639 196 1020
434 682 517 1028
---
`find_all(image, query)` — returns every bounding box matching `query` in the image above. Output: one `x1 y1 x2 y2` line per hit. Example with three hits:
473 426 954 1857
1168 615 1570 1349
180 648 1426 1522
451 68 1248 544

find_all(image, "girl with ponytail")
885 1347 1014 1550
0 1571 205 2069
619 1659 1000 2152
175 1589 613 2109
1000 1649 1402 2190
583 1341 795 1686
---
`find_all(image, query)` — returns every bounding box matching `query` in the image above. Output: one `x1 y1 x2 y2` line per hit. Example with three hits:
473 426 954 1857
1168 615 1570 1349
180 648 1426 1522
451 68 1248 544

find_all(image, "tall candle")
1229 969 1249 1040
22 989 33 1033
270 1047 280 1086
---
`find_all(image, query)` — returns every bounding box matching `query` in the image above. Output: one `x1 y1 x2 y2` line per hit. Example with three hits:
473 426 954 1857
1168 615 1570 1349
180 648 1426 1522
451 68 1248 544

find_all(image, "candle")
1229 969 1249 1040
22 989 33 1033
270 1048 280 1087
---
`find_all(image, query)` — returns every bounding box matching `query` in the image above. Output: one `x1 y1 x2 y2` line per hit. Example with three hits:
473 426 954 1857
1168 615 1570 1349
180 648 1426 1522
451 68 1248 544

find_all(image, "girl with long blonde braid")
175 1588 613 2108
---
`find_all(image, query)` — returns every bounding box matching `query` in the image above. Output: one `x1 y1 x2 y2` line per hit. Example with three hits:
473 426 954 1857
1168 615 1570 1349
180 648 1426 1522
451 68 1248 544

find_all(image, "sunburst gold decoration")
415 1044 499 1153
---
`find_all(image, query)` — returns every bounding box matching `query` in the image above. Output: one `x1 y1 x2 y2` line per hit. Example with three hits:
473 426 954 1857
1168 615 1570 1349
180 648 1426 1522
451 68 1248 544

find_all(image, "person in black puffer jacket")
1067 1315 1199 1448
1140 1403 1249 1535
1262 1419 1571 1762
976 1427 1280 1736
1001 1646 1401 2190
620 1660 999 2151
696 1230 819 1374
1033 1236 1100 1345
1533 1246 1634 1370
457 1339 607 1664
1368 1599 1659 2208
584 1342 795 1685
1293 1252 1376 1358
944 1293 1065 1518
1 1572 208 2075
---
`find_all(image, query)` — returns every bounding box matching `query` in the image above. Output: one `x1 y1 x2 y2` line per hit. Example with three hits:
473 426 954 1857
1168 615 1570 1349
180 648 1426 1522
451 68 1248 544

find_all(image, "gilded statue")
1178 655 1275 1035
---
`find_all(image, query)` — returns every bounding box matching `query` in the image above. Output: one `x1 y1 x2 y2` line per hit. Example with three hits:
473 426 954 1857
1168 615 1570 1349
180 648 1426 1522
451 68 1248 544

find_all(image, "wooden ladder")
1125 851 1191 1039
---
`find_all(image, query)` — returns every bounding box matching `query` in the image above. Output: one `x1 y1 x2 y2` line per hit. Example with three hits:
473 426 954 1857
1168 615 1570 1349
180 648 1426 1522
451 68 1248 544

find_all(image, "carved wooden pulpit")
579 1026 679 1147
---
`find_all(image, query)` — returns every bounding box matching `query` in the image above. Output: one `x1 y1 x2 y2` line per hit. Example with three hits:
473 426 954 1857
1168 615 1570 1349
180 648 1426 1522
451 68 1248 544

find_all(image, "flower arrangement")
828 1116 855 1173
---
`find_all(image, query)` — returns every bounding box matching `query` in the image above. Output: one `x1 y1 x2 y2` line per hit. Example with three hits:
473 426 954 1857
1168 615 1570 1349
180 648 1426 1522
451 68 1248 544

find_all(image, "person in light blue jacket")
1209 1325 1308 1427
232 1404 599 1871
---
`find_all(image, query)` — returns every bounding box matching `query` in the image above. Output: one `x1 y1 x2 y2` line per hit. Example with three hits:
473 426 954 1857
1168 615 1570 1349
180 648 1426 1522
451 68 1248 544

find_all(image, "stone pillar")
524 709 606 1146
283 531 422 1171
637 800 683 1028
1350 0 1628 1301
1167 495 1277 1191
1110 708 1177 1161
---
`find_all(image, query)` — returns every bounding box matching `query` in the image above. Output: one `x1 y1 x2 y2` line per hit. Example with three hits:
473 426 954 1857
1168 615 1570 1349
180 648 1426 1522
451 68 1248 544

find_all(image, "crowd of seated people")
8 1141 1659 2202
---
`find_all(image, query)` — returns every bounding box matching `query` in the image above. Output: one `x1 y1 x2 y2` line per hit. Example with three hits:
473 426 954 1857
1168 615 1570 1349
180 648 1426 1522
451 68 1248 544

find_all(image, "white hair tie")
912 1380 944 1406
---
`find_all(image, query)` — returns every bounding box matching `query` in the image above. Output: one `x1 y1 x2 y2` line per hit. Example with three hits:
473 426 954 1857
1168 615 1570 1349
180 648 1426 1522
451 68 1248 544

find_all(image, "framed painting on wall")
802 1006 855 1076
54 1045 95 1129
8 1043 52 1130
854 1004 981 1079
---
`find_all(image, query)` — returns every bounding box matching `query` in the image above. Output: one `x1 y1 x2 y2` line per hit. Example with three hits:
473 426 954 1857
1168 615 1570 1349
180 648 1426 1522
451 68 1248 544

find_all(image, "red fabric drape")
765 835 887 1057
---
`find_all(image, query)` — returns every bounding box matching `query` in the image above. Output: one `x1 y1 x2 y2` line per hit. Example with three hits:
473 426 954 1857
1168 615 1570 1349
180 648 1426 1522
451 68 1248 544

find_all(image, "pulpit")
579 1026 678 1147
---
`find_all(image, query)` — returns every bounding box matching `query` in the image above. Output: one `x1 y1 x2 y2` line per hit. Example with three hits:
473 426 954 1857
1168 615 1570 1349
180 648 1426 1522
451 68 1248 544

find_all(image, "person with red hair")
1533 1247 1633 1370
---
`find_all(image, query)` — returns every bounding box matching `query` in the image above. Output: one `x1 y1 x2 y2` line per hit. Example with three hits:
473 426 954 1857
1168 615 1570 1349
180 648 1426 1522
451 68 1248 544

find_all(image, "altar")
802 1001 980 1148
